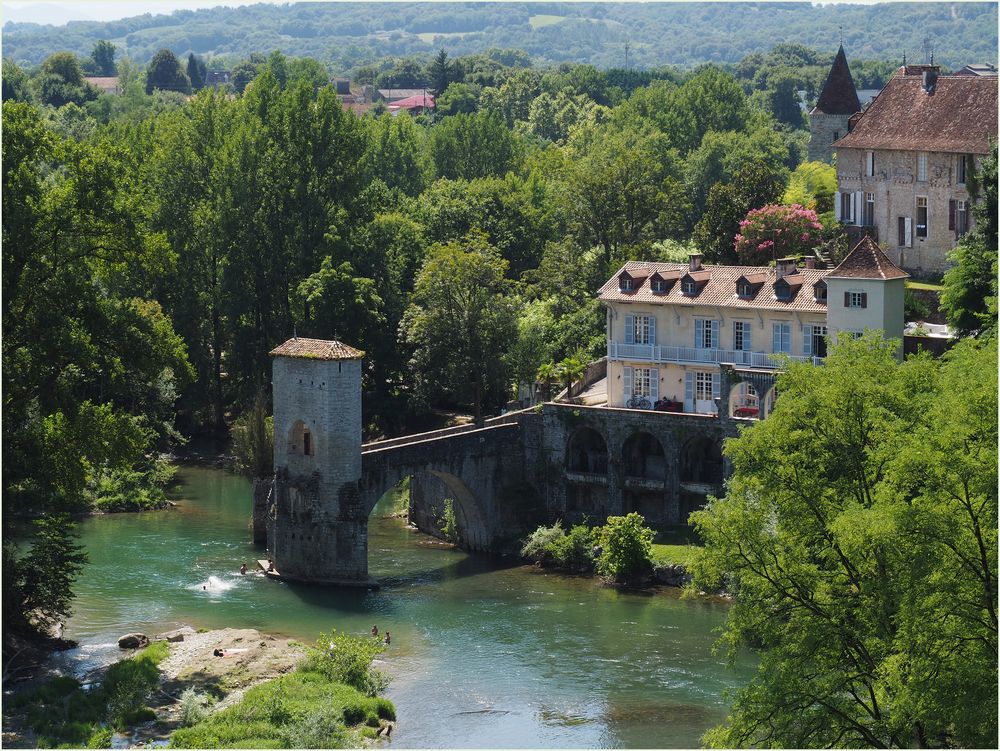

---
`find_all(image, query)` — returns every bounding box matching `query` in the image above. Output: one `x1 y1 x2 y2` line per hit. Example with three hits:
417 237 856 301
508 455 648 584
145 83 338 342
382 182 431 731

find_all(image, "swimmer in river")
203 585 207 591
239 563 247 575
383 631 390 646
371 625 379 638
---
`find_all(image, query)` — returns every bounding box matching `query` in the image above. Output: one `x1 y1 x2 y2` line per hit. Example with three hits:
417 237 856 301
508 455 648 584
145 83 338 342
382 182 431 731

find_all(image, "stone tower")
268 337 372 585
808 45 862 163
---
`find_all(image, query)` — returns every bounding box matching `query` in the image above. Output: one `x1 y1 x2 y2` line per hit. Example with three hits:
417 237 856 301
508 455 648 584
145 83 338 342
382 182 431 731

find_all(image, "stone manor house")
599 238 907 419
808 46 998 274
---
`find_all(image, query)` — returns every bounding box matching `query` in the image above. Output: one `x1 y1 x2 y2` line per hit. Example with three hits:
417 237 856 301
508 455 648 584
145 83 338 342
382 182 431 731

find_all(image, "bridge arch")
566 426 609 474
622 430 667 481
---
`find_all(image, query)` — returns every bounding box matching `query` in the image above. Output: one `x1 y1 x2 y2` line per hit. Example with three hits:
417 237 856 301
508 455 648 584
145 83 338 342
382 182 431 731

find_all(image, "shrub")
734 203 824 265
282 707 348 749
86 726 113 748
549 523 595 571
303 630 389 697
440 498 459 543
596 513 655 583
179 688 209 727
521 522 564 564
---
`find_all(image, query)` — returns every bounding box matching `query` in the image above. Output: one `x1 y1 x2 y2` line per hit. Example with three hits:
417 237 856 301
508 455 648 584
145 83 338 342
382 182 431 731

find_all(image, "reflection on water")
61 465 752 748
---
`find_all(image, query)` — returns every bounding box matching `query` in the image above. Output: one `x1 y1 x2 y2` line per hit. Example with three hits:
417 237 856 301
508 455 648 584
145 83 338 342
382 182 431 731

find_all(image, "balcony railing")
609 342 823 369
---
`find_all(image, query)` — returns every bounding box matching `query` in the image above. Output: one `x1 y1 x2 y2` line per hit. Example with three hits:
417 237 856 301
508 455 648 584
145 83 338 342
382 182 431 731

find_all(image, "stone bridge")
264 338 748 586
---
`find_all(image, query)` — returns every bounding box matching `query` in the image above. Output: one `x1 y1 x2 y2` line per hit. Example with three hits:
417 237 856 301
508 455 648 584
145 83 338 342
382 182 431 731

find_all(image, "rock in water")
118 633 150 649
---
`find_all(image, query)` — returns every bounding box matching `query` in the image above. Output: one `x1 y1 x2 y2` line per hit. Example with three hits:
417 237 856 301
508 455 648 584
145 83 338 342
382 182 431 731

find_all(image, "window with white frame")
651 279 666 292
866 151 875 177
682 279 697 295
772 322 791 354
848 291 867 308
733 320 751 351
633 315 651 345
633 367 652 397
956 200 968 237
956 154 968 184
695 371 715 400
863 192 875 226
916 196 928 237
814 281 828 302
812 325 828 358
696 319 718 349
620 277 633 291
917 153 928 182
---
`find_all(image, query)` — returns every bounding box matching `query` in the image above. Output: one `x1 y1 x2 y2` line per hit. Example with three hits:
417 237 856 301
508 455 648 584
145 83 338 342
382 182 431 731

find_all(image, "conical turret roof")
813 45 861 115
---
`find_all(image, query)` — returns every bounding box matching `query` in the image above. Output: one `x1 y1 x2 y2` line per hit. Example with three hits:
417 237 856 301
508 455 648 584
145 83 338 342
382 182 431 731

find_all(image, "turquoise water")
60 465 752 748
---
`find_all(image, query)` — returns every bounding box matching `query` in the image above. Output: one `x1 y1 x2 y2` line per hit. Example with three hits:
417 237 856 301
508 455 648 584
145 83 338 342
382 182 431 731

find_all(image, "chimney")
775 257 797 279
688 253 703 271
804 256 816 270
922 68 938 94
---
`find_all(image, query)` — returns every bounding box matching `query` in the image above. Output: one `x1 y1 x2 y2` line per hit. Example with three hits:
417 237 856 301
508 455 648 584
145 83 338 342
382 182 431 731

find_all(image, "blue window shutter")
710 320 719 348
650 368 659 401
649 315 657 346
623 366 633 400
695 319 705 348
684 372 694 401
772 323 780 353
625 315 634 345
744 324 752 352
712 371 720 399
803 325 812 356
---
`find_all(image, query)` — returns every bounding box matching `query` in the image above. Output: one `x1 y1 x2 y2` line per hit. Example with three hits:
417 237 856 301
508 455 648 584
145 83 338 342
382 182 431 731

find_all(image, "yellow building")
598 238 907 418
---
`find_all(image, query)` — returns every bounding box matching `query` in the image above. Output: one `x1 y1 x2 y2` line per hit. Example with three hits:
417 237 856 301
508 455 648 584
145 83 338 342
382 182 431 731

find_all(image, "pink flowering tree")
733 204 824 266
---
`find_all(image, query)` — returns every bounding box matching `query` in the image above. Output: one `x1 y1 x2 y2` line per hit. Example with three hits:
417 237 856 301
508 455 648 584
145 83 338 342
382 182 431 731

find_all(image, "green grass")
651 543 701 568
416 31 467 43
905 280 945 291
12 640 172 748
169 669 394 748
529 14 565 29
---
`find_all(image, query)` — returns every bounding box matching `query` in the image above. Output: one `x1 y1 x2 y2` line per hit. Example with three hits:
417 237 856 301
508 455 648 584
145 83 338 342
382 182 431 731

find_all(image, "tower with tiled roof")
808 45 862 163
268 336 371 584
824 237 908 351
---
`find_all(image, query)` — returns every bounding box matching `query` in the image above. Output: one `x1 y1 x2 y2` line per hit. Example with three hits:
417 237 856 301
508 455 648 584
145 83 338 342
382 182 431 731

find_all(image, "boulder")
118 633 150 649
653 564 692 588
159 627 195 643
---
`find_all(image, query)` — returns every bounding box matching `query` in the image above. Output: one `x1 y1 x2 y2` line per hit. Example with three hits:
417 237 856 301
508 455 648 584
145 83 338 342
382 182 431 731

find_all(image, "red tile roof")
834 73 998 154
812 45 861 116
599 261 829 313
269 337 364 360
827 236 909 280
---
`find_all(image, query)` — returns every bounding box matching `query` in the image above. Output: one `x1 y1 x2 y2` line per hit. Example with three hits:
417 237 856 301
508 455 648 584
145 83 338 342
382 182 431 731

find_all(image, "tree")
34 52 97 107
734 204 824 265
186 53 207 91
691 334 997 748
401 233 517 424
693 158 788 264
941 143 998 338
231 53 265 94
90 40 117 76
430 110 521 181
596 513 655 583
2 58 31 102
361 112 430 196
782 160 837 214
436 82 479 116
428 48 456 96
145 49 191 95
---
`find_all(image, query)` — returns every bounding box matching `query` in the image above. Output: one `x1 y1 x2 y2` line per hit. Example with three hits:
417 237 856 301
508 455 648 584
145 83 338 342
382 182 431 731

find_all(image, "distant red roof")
269 337 364 360
84 76 119 94
388 93 435 110
834 73 997 154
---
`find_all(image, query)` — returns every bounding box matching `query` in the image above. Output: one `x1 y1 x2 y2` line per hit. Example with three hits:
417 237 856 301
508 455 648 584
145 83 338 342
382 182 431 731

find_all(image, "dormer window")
738 281 753 298
814 280 828 303
682 279 697 295
651 279 666 293
775 284 791 300
620 277 633 291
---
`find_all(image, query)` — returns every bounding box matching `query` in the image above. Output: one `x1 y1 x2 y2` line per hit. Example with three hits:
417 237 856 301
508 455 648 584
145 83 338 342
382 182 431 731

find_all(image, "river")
57 465 752 748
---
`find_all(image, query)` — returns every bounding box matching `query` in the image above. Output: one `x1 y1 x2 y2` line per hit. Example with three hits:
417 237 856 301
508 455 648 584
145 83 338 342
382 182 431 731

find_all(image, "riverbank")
3 627 394 749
